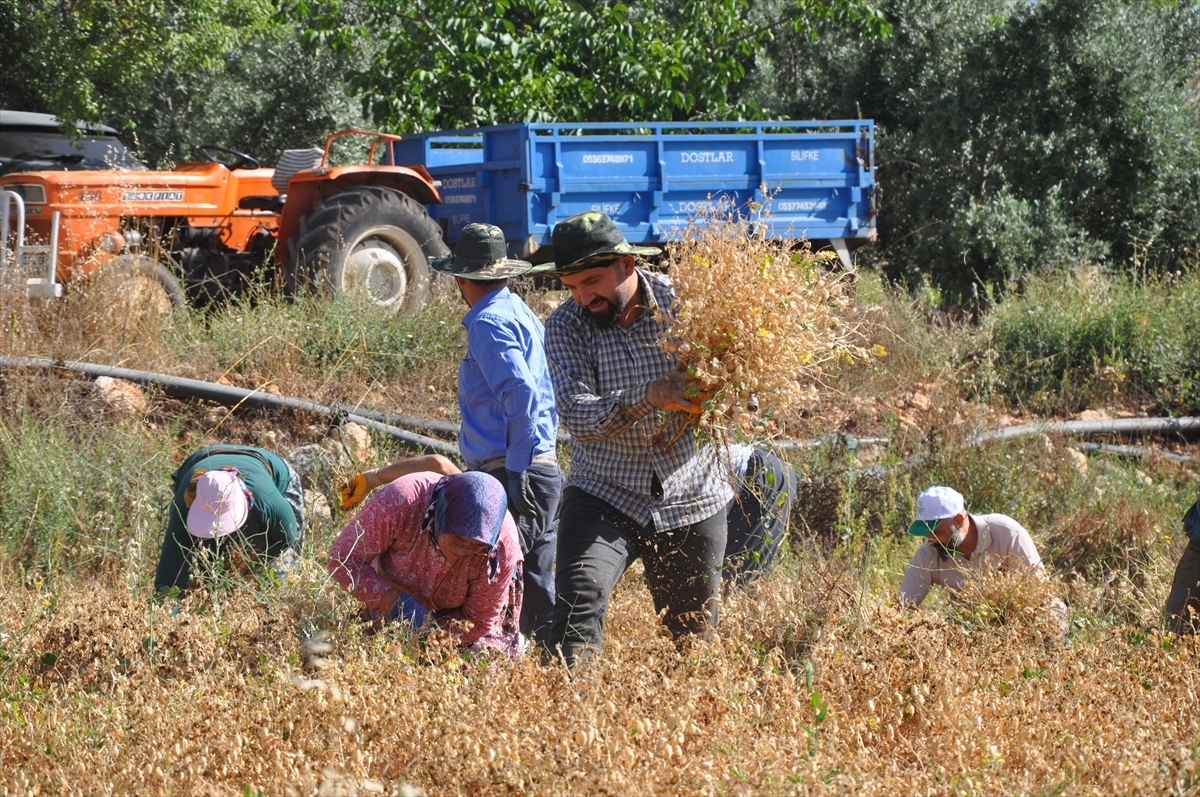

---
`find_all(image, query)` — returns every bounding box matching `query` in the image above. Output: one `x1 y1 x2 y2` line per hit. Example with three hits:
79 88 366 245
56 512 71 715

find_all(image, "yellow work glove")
339 472 371 511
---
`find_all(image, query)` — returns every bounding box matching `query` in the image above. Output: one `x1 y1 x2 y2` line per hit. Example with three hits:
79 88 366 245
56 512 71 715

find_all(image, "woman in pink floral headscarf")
328 471 524 656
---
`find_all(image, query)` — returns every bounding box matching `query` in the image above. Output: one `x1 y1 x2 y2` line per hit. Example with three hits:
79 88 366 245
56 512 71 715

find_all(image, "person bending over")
722 445 797 590
329 471 524 657
344 228 561 643
1165 495 1200 634
898 485 1066 631
154 444 304 595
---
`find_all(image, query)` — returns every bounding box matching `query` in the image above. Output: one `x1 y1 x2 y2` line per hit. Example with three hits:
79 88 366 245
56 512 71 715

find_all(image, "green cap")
906 518 944 537
530 211 661 277
431 223 532 280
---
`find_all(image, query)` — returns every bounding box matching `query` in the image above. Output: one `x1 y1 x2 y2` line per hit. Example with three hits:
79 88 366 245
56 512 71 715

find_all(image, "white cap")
907 486 965 536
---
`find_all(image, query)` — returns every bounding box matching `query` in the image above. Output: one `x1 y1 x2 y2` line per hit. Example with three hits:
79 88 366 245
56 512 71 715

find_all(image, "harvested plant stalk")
658 202 865 433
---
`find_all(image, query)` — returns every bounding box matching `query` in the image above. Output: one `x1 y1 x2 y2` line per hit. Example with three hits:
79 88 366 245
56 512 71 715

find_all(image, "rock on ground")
287 444 349 492
303 491 333 528
93 376 147 415
331 421 375 464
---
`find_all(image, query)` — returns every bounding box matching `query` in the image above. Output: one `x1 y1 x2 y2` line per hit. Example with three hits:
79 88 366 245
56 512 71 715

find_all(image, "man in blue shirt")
432 223 562 643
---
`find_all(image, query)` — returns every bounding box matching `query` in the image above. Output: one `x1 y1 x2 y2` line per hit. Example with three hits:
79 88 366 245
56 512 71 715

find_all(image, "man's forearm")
896 570 930 606
547 320 659 440
557 384 656 441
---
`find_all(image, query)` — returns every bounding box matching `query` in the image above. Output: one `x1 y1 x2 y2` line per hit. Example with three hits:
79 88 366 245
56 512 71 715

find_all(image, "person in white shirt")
898 486 1066 629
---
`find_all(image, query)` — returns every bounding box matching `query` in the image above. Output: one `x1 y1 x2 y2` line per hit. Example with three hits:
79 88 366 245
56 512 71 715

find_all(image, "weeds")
1 271 465 420
0 385 172 580
3 255 1200 794
167 284 464 402
972 266 1200 414
2 544 1198 795
0 271 172 363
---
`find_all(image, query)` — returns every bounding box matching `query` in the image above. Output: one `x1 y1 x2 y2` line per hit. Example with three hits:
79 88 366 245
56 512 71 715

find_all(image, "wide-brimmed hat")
430 223 532 280
186 469 250 539
906 486 965 536
531 211 661 277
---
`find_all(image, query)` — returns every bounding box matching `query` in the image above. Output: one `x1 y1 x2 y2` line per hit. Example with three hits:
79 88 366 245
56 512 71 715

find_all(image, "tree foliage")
0 0 889 165
0 0 367 166
128 30 372 168
296 0 890 132
759 0 1200 297
7 0 1195 295
0 0 271 129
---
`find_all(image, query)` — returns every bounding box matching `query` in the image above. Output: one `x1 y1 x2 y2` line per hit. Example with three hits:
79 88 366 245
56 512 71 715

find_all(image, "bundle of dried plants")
657 200 868 438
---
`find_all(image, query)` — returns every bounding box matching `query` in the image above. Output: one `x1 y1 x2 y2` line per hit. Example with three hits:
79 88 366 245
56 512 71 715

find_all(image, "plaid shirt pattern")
545 268 733 530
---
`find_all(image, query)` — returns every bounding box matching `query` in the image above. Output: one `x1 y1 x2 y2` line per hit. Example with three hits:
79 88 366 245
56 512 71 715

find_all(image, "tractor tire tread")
285 185 447 313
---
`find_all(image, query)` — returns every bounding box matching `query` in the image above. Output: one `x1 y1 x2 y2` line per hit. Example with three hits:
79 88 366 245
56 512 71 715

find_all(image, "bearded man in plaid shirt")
533 211 734 666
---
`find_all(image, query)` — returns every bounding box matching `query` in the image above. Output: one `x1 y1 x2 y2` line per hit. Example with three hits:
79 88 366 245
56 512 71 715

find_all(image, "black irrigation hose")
347 405 458 439
774 435 890 451
4 356 1199 462
770 419 1200 455
1070 441 1192 463
0 357 459 458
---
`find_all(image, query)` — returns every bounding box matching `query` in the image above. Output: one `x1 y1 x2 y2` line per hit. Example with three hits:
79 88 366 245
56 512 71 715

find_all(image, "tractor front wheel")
286 186 448 313
104 253 185 312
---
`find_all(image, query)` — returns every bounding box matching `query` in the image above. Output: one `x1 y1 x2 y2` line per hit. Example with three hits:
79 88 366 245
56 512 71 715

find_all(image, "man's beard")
935 523 967 561
586 294 628 329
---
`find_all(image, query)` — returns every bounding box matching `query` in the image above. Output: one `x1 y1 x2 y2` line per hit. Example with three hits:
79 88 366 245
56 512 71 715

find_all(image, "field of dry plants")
2 263 1200 796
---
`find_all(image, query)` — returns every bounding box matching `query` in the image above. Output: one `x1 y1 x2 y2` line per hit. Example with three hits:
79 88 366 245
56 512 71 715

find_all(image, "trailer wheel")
286 186 448 313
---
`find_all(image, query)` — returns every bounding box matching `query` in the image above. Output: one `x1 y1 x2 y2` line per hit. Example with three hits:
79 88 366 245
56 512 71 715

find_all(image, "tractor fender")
275 166 442 264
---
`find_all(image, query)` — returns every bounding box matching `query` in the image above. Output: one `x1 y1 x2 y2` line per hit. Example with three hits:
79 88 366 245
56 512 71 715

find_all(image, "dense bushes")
0 1 370 167
764 0 1200 296
968 268 1200 414
7 0 1196 296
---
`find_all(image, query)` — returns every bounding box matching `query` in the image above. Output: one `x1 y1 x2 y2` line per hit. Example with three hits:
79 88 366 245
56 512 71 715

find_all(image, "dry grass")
0 273 466 425
5 234 1200 796
941 566 1065 640
658 204 867 436
3 560 1199 796
0 274 172 365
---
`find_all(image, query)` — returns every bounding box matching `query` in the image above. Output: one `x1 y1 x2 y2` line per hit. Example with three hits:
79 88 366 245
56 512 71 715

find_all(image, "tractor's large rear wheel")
286 186 448 313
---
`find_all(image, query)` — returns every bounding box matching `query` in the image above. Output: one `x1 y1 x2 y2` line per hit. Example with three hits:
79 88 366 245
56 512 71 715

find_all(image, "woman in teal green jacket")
154 444 304 594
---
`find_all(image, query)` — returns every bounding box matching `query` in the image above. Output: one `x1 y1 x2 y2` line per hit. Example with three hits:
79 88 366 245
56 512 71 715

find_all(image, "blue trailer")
389 120 876 269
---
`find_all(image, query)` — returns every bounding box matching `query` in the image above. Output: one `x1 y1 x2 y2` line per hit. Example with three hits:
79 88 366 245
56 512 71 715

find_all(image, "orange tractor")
0 126 449 311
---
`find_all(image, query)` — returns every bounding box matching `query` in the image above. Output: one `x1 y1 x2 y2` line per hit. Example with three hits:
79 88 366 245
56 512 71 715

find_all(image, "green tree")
298 0 890 132
759 0 1200 298
0 0 367 166
123 28 373 167
0 0 271 128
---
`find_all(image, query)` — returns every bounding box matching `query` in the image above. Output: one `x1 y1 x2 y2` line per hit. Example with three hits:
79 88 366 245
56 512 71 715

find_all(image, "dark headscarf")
421 472 508 580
